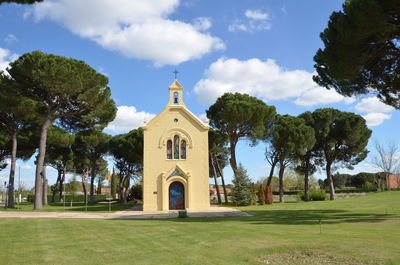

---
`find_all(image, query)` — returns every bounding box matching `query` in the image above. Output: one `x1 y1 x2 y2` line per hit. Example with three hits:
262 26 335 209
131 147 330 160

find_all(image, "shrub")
362 181 373 192
297 191 305 201
178 210 188 218
232 164 252 206
130 183 143 201
258 184 265 205
309 190 326 201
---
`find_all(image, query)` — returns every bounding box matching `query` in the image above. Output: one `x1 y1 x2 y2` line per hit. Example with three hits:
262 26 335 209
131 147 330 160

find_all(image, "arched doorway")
169 181 185 210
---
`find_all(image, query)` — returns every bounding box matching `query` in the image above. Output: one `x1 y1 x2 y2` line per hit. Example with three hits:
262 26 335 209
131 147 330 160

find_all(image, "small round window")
174 118 178 123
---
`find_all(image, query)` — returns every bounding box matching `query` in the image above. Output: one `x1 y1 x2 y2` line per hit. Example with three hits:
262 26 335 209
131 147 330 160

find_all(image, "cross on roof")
173 69 179 79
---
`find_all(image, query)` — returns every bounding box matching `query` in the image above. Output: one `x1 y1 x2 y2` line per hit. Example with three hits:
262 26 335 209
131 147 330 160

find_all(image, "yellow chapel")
142 79 210 211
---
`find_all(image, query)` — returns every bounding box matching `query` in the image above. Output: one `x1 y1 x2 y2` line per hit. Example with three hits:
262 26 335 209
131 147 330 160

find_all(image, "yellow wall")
142 80 210 211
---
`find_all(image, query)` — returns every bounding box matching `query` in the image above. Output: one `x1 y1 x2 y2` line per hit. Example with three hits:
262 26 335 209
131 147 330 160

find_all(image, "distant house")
209 186 232 203
387 174 400 189
101 187 111 194
209 187 232 196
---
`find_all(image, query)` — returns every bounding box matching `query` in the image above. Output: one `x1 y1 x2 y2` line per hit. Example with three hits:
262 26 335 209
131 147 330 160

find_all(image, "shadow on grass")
110 209 398 225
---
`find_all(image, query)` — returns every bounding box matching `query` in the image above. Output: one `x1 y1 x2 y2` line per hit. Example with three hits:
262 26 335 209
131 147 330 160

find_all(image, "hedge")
334 188 378 193
272 190 300 195
272 188 378 197
27 194 109 203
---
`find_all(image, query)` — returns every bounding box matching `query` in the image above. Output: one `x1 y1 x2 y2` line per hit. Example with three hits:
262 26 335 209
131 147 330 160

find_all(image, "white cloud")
194 57 349 106
193 17 212 31
355 97 394 113
281 6 287 15
105 106 155 133
28 0 224 66
228 9 271 33
4 34 18 44
198 113 208 122
0 47 18 71
343 96 356 104
362 112 391 127
294 86 344 106
45 166 57 172
354 97 394 127
245 10 268 20
20 165 33 170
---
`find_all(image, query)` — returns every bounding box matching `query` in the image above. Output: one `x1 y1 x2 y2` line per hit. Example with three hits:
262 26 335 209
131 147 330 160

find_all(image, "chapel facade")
142 80 210 211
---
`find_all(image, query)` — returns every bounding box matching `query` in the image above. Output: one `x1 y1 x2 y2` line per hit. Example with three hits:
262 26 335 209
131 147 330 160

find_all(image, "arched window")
167 140 172 159
180 140 186 159
174 135 180 159
173 92 179 104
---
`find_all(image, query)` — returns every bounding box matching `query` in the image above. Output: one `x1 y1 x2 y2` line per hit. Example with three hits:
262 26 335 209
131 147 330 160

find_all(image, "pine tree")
231 163 252 206
257 184 265 205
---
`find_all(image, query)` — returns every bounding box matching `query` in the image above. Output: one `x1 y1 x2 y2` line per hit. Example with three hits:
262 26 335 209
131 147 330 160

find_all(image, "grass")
0 201 136 212
0 191 399 265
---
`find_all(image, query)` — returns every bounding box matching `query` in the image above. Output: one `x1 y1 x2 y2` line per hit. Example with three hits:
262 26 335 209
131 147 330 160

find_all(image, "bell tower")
168 79 186 107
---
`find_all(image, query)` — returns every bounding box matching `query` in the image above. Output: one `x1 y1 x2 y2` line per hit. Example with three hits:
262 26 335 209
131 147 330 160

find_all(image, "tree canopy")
207 93 276 177
46 126 75 202
296 112 319 201
0 74 39 207
0 128 9 171
109 128 143 203
266 114 315 202
313 0 400 108
310 108 371 200
6 50 116 209
73 130 111 202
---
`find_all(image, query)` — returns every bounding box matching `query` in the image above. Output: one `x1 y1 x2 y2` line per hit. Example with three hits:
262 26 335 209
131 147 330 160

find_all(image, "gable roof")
143 105 209 131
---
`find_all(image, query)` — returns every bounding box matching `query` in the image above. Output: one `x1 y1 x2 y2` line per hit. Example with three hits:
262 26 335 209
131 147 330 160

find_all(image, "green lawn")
1 191 399 265
0 201 136 212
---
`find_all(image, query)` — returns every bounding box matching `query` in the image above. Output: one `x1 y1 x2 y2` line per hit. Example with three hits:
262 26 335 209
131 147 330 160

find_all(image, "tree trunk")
215 155 228 203
386 173 390 191
90 175 95 202
118 172 123 202
266 159 278 187
52 169 62 203
278 162 285 203
111 169 116 199
124 177 130 204
90 163 96 203
34 116 52 210
97 178 102 195
326 162 335 200
82 179 87 205
7 132 17 208
304 159 310 202
59 169 65 200
210 154 221 204
229 139 238 177
42 166 48 205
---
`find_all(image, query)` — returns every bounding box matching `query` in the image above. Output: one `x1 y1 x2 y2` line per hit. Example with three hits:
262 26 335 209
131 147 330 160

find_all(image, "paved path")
0 206 252 219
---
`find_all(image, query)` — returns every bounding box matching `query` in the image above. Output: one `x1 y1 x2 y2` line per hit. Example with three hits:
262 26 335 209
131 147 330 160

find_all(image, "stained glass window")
181 140 186 159
167 140 172 159
169 181 184 210
174 135 179 159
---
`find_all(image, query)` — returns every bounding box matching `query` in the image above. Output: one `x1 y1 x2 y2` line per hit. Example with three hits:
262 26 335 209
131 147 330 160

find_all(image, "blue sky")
0 0 398 188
